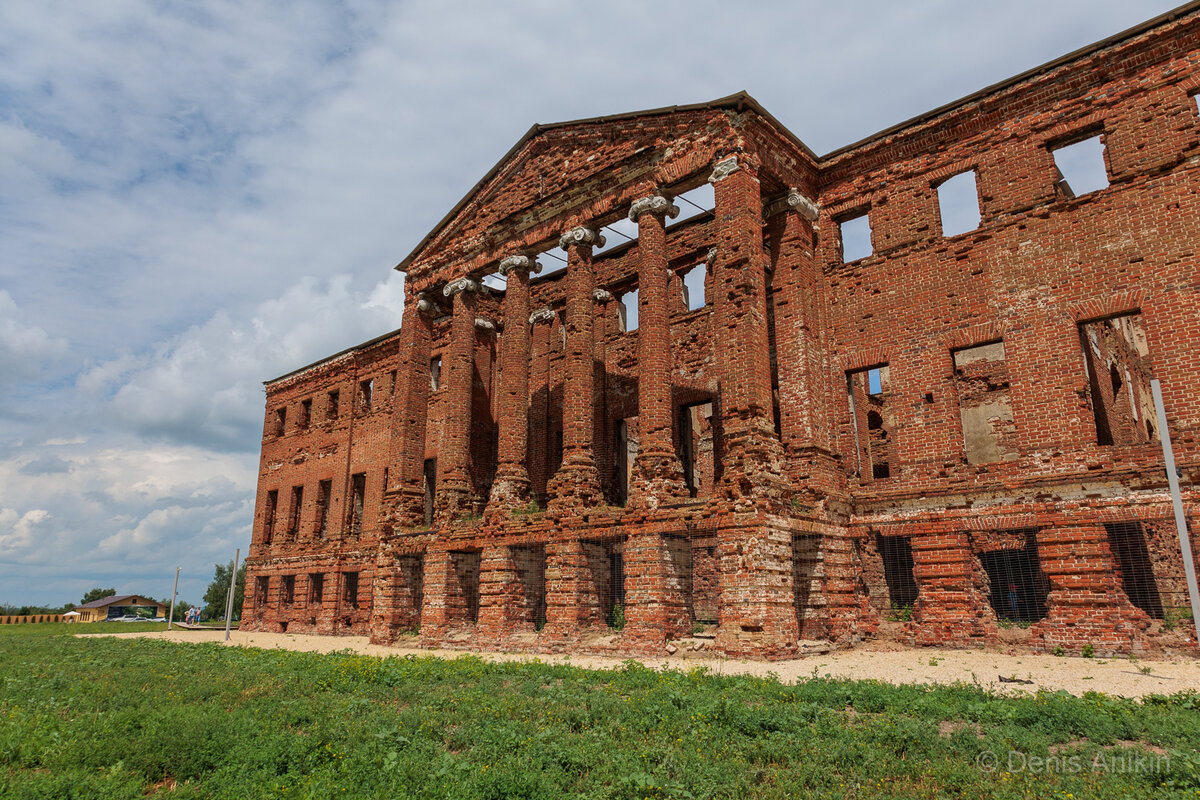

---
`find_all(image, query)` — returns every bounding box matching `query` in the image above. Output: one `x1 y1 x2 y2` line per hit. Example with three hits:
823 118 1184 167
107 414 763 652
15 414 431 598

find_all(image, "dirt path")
82 629 1199 698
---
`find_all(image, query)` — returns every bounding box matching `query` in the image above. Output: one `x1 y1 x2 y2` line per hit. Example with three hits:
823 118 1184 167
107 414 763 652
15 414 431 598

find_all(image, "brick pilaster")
488 256 537 514
714 522 799 658
435 279 479 520
623 531 692 647
381 293 434 529
908 531 997 646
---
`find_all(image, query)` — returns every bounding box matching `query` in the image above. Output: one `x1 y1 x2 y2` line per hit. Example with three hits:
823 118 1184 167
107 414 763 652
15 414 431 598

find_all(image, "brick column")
629 194 688 507
1031 525 1150 655
547 227 604 509
714 523 799 658
436 278 479 520
908 531 997 647
476 545 521 646
709 156 788 509
623 531 692 648
381 291 435 529
488 255 539 513
528 308 555 504
766 191 837 494
542 539 585 645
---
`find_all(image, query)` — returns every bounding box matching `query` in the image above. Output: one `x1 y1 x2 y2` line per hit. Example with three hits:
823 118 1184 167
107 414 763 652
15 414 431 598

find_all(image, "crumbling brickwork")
243 6 1200 658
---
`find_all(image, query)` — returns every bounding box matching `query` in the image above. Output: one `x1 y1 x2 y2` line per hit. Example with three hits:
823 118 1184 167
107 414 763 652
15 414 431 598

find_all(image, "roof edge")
264 324 405 387
821 0 1200 161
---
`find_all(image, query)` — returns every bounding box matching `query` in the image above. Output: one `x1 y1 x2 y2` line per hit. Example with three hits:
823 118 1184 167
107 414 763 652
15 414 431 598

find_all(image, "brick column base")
714 523 799 659
623 532 692 649
908 532 998 647
1031 525 1151 656
542 540 585 646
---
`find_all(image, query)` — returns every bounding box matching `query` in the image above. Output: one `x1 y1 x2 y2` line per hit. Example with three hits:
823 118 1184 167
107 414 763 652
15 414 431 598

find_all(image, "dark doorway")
876 534 918 608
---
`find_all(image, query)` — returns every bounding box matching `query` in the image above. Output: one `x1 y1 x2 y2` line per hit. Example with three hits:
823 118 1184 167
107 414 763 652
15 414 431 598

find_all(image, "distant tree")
202 561 245 621
80 587 117 605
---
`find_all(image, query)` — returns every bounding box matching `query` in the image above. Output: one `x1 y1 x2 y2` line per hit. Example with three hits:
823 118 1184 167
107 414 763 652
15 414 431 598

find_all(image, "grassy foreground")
0 627 1197 799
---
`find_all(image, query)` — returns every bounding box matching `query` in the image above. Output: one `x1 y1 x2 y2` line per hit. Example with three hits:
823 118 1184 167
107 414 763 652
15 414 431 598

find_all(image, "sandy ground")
82 629 1200 699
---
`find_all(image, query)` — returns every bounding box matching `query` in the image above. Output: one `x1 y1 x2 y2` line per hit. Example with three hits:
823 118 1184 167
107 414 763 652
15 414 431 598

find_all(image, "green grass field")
0 624 1197 799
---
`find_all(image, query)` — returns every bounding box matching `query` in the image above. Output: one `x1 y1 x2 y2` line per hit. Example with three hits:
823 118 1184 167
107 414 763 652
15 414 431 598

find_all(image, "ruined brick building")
242 5 1200 657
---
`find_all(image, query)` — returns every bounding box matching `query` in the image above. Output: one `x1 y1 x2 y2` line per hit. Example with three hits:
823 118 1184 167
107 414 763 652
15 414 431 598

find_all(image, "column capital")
708 155 741 183
498 254 541 277
592 288 613 303
529 307 556 325
416 291 443 316
443 277 481 297
475 317 497 332
628 193 679 222
559 226 605 250
787 188 820 221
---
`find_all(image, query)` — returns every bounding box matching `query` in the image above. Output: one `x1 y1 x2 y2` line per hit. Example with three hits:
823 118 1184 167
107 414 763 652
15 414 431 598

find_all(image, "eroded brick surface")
242 9 1200 658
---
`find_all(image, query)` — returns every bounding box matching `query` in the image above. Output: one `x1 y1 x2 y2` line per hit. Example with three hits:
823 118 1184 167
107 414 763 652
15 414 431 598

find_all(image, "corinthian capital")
559 226 606 251
498 254 541 277
443 277 481 297
628 194 680 222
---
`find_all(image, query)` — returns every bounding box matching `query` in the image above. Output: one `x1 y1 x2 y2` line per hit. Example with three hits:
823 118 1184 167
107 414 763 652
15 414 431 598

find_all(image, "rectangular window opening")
430 356 442 391
678 402 714 498
953 340 1018 464
359 379 373 413
308 573 324 606
273 407 286 437
681 263 706 310
618 289 639 332
254 576 268 605
937 170 981 236
847 365 892 480
314 479 331 538
1078 313 1157 446
262 489 277 546
1051 134 1109 199
613 417 637 506
298 399 311 429
326 390 340 421
348 472 366 536
838 211 872 263
281 575 295 607
342 572 359 607
287 485 303 538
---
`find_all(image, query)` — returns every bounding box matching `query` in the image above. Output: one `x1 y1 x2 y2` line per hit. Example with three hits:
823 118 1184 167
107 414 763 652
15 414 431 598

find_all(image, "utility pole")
167 566 180 631
1151 380 1200 647
224 548 240 642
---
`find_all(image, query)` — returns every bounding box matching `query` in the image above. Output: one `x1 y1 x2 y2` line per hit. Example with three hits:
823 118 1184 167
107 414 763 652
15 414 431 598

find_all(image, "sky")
0 0 1184 609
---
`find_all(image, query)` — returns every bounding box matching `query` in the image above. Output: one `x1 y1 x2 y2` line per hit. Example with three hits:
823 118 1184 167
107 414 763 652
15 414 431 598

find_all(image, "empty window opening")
876 534 919 610
326 390 339 421
382 467 389 495
359 378 373 413
273 407 286 437
342 572 359 608
681 263 707 310
937 170 981 236
793 534 827 639
978 539 1049 623
1051 134 1109 198
534 245 567 277
314 479 331 538
422 459 436 527
308 573 324 606
254 576 268 606
613 417 638 506
449 551 481 624
281 575 295 607
262 489 277 546
1105 522 1164 619
347 472 366 536
430 356 442 390
671 183 715 223
847 365 892 481
1079 313 1157 446
298 399 312 429
839 211 872 263
582 538 626 630
1193 93 1200 117
679 402 715 498
512 545 547 629
953 341 1018 464
287 485 303 538
618 290 639 332
389 369 397 396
